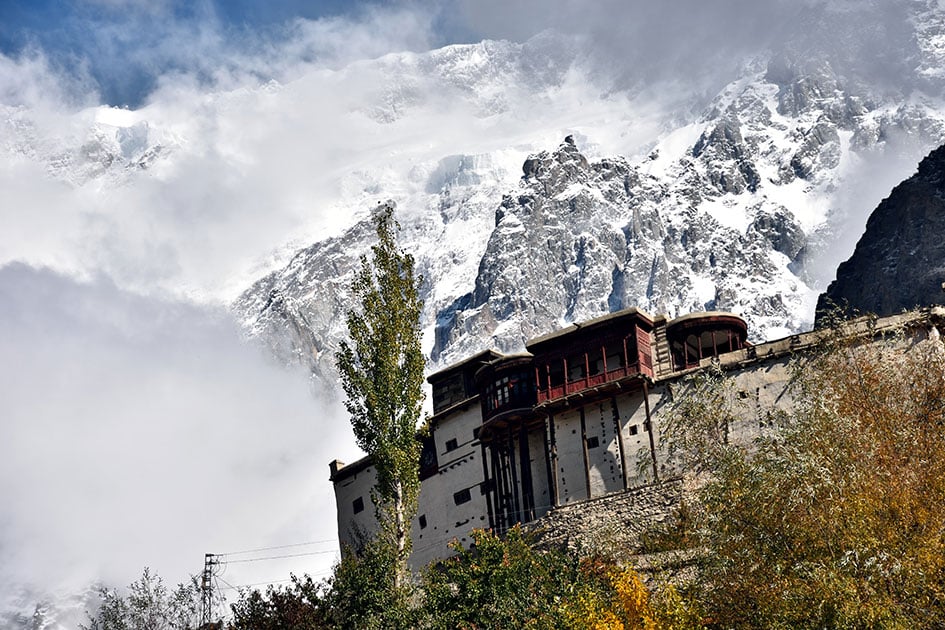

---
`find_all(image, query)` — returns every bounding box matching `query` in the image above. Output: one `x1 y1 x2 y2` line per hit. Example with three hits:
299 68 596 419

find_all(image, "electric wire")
217 539 336 556
224 549 338 564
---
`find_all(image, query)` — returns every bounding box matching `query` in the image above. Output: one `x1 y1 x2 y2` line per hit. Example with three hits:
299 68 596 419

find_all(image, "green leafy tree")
228 540 415 630
421 526 581 629
228 574 327 630
334 202 425 592
81 567 200 630
321 538 417 629
662 324 945 628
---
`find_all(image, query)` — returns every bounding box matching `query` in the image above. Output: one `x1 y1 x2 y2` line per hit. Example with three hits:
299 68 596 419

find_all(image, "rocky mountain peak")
232 18 945 389
817 144 945 321
521 136 591 187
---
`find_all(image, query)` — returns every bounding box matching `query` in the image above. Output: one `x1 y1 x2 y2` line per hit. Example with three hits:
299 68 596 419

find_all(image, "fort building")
329 305 945 567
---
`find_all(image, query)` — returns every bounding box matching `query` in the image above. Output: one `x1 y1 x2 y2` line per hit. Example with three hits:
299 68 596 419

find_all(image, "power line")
218 577 294 591
218 539 337 556
225 550 338 564
217 575 240 591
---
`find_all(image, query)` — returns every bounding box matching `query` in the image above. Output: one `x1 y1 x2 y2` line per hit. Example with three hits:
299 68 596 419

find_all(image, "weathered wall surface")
527 479 684 552
332 461 379 550
413 402 491 567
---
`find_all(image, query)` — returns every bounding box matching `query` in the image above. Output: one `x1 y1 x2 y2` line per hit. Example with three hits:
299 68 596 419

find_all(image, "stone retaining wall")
526 478 683 553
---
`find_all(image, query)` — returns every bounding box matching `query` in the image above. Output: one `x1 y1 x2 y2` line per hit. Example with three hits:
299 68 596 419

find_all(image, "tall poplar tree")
334 202 425 590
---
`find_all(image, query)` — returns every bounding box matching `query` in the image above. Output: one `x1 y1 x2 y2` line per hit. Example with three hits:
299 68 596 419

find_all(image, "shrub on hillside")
664 325 945 628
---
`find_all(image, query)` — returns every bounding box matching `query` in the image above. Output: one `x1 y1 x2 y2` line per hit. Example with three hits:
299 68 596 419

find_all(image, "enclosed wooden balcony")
666 312 748 371
475 355 539 435
526 308 655 405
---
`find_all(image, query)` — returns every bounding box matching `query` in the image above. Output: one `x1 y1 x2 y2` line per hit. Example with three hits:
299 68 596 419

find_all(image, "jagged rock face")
234 2 945 387
817 144 945 320
234 218 376 392
692 118 760 194
431 138 808 363
234 58 945 386
233 154 510 389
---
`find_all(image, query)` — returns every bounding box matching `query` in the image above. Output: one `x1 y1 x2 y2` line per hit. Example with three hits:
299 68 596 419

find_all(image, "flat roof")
666 310 746 329
526 307 655 349
427 348 504 383
660 306 945 379
329 454 372 482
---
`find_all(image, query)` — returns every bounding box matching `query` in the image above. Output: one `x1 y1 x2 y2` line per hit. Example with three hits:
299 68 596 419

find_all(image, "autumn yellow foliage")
664 322 945 628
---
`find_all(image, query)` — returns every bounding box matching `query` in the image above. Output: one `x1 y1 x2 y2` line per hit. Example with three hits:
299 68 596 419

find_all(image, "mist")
0 264 358 617
1 0 943 621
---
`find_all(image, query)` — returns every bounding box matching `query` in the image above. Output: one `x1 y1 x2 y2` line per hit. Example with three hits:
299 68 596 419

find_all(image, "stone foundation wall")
526 478 683 553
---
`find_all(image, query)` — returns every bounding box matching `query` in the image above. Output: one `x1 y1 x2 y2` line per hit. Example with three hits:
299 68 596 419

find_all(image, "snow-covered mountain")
234 1 945 386
1 105 175 187
6 3 945 393
9 1 945 626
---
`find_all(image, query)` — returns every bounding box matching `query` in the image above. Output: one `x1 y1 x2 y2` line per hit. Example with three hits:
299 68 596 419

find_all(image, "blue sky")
0 0 469 106
0 0 818 108
0 0 931 613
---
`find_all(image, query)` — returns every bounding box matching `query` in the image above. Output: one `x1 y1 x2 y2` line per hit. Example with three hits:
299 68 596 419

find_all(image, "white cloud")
1 21 669 304
2 0 941 616
0 51 99 110
0 264 358 609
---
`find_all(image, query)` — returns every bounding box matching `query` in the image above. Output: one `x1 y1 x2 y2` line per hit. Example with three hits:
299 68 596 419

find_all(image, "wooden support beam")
612 396 629 491
643 380 659 482
480 440 495 530
580 407 592 500
547 413 560 508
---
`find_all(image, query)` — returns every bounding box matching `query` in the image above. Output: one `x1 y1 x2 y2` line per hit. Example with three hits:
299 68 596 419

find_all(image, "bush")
664 326 945 628
82 567 199 630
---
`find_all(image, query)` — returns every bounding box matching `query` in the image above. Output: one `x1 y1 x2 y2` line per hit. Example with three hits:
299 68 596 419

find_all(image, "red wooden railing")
537 362 641 403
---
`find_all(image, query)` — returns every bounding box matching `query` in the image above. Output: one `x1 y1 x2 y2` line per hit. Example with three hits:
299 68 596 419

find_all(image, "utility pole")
200 553 219 627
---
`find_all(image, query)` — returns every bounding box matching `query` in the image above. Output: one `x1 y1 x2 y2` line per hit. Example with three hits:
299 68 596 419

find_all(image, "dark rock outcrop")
817 144 945 322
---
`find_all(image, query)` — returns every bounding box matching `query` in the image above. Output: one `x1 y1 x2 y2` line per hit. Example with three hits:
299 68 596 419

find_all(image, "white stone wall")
584 400 625 497
412 403 491 567
528 429 553 518
334 362 801 567
333 461 379 551
552 408 588 504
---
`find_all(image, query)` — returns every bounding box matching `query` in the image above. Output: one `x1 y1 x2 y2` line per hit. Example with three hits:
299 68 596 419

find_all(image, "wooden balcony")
537 361 645 403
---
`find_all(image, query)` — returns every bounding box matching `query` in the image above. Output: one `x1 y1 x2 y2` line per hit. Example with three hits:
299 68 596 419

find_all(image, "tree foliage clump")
318 538 417 630
420 526 694 629
334 202 425 591
228 574 326 630
664 325 945 628
421 526 580 629
81 567 199 630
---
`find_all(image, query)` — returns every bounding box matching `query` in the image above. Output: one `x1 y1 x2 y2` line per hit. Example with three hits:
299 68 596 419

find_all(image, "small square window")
445 438 458 452
419 514 427 529
453 488 471 505
629 425 639 435
352 497 364 514
586 436 600 448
